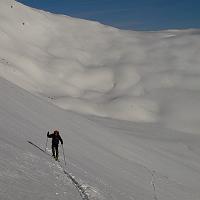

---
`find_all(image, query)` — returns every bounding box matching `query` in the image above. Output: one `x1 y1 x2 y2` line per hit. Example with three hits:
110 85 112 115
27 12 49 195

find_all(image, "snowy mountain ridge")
1 1 200 200
0 0 200 134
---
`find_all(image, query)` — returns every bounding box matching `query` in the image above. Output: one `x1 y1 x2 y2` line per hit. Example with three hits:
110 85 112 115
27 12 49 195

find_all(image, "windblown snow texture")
0 0 200 134
1 1 200 200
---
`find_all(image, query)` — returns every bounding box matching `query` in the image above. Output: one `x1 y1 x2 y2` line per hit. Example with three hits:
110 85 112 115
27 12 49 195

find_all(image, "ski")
27 140 60 161
27 140 49 154
53 156 60 162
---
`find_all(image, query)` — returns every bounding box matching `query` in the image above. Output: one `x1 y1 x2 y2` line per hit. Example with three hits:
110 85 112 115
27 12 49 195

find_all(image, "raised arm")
47 132 53 138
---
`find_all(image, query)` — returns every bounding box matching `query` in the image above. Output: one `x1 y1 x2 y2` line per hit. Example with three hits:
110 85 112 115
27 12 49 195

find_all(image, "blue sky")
17 0 200 31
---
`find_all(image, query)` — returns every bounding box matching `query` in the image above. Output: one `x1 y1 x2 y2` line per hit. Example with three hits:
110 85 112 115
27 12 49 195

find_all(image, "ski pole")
62 144 67 167
45 133 49 152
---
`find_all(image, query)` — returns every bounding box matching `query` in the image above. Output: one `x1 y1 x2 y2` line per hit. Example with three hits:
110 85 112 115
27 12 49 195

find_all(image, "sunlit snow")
0 0 200 200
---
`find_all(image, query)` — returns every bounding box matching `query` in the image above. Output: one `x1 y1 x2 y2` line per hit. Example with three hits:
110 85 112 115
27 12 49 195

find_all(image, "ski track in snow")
0 1 200 200
1 71 200 200
27 141 90 200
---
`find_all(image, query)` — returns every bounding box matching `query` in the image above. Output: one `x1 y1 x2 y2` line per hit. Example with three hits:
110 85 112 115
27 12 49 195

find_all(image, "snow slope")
1 1 200 200
0 0 200 134
1 74 200 200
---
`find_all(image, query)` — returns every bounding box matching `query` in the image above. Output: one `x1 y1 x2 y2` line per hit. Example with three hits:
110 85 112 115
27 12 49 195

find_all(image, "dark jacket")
47 132 63 146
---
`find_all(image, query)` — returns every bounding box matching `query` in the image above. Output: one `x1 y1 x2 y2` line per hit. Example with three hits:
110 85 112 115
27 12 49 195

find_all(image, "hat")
54 130 59 134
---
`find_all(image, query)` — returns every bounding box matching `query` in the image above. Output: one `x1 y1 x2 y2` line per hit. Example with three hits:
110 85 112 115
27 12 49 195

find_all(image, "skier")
47 130 63 161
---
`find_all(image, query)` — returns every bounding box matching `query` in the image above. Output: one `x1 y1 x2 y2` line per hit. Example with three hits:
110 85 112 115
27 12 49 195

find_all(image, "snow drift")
0 0 200 135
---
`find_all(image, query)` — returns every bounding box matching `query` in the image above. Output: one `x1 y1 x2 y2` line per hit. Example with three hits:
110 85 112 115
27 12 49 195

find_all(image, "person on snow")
47 130 63 160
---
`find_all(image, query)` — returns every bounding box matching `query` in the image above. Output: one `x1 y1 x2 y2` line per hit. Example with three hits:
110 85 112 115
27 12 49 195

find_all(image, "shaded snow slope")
1 77 200 200
0 0 200 134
